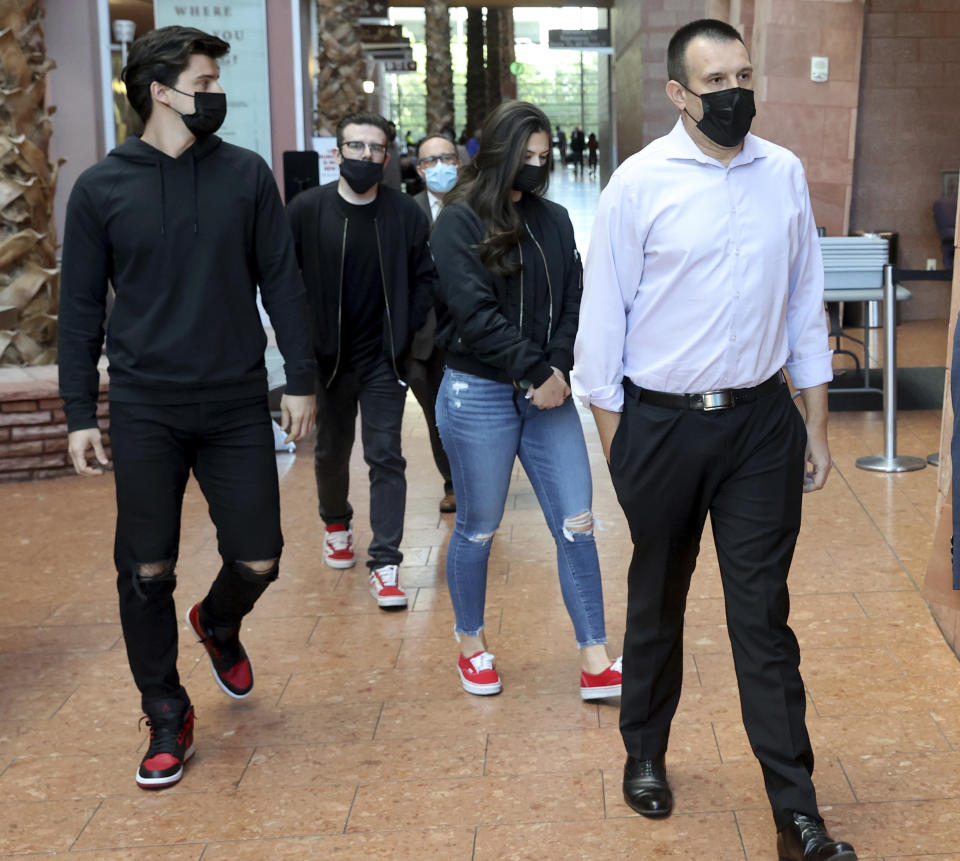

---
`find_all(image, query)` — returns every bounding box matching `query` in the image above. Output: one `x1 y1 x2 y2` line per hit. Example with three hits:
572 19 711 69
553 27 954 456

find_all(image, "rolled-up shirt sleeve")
784 169 833 390
572 174 641 413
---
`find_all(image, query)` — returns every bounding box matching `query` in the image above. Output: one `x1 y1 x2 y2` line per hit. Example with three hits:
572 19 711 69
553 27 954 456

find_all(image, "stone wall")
0 365 109 483
851 0 960 320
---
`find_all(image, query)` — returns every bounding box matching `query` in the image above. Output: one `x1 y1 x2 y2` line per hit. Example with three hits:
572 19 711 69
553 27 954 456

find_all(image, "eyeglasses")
418 153 459 167
342 140 387 157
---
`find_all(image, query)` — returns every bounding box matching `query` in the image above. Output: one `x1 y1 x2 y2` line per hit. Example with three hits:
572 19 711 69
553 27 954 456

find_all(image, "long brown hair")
443 100 552 277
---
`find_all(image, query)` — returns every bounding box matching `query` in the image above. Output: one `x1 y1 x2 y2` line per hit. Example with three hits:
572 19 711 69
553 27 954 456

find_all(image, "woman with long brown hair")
430 101 621 698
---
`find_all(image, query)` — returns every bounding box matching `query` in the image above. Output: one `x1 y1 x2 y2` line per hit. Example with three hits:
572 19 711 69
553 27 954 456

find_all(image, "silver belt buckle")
700 390 734 411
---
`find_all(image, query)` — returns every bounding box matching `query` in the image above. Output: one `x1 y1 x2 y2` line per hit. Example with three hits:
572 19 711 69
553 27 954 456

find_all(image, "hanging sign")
153 0 273 165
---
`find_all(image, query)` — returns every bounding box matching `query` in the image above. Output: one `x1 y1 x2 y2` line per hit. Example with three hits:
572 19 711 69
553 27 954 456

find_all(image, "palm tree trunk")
465 7 486 137
500 9 517 102
424 0 454 135
314 0 369 136
0 0 60 365
484 8 501 112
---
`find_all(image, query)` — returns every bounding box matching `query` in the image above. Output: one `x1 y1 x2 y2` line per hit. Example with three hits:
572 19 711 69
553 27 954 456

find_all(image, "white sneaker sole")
325 555 356 569
370 587 408 608
458 667 502 696
136 743 195 789
580 683 622 701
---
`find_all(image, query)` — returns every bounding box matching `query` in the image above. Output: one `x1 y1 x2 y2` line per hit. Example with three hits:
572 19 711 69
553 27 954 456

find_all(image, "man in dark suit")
410 134 461 513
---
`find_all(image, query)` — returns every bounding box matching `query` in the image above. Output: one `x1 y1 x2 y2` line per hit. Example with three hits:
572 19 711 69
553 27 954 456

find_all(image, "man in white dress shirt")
572 19 856 861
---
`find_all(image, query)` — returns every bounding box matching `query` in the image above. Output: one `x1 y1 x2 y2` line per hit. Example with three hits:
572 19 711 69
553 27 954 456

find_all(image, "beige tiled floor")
0 323 957 858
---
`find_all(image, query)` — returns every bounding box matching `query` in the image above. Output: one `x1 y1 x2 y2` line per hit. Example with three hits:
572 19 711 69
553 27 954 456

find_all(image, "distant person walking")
569 126 586 176
587 132 599 177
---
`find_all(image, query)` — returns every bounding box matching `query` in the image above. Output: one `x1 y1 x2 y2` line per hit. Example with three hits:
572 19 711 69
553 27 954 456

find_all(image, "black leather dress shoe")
776 812 857 860
622 755 673 818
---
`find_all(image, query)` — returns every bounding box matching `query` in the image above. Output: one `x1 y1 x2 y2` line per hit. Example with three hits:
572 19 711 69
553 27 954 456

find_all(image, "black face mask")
170 88 227 138
512 162 547 193
682 84 755 148
339 157 383 194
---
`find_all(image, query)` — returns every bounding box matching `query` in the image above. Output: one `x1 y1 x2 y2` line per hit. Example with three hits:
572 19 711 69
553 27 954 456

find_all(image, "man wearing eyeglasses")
407 134 462 514
287 111 436 609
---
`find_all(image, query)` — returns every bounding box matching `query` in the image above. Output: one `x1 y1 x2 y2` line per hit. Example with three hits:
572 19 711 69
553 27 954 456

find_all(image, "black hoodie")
58 135 315 431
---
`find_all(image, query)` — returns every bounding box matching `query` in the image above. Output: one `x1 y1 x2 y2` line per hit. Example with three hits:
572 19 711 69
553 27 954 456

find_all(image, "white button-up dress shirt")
572 118 833 413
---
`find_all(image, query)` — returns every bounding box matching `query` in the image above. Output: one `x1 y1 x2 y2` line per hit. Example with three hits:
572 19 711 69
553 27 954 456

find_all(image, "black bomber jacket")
429 195 583 388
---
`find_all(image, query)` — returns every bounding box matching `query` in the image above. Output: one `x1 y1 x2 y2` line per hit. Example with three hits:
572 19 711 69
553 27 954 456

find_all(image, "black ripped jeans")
110 397 283 711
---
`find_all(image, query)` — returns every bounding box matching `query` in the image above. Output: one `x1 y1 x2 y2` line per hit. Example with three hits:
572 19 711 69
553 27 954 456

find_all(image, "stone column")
314 0 369 136
424 0 454 134
484 8 501 111
0 0 60 365
465 6 486 137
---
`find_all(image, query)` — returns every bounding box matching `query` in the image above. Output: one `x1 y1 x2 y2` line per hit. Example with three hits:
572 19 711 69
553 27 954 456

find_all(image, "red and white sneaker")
136 699 195 790
186 603 254 699
369 564 407 608
458 650 502 695
324 524 355 569
580 655 623 700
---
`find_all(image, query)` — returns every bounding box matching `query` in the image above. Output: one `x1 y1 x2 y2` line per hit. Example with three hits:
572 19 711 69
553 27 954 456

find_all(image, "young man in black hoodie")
287 112 435 609
58 27 316 790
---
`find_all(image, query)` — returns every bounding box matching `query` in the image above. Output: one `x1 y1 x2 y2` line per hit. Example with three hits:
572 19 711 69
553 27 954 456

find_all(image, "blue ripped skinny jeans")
435 369 608 646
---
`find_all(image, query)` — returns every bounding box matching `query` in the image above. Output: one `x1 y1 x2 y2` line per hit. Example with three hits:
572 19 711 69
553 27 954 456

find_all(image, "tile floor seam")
371 701 385 740
835 754 860 803
67 796 103 852
341 783 361 835
931 711 958 751
711 721 725 762
693 653 704 686
481 733 490 777
272 671 294 708
233 746 259 790
731 809 750 860
851 591 871 618
882 642 911 678
46 682 81 720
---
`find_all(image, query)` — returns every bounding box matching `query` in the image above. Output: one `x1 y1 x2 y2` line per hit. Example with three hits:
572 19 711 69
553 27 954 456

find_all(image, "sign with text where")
384 59 417 74
154 0 273 165
547 28 613 53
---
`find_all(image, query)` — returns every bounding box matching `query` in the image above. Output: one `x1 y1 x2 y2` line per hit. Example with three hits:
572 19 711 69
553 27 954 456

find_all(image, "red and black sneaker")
136 699 195 790
186 602 254 699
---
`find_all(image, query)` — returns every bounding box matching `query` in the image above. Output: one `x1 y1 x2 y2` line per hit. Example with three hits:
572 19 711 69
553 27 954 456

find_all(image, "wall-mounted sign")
154 0 273 165
358 24 406 45
547 29 614 53
366 46 413 62
357 0 389 22
384 59 417 74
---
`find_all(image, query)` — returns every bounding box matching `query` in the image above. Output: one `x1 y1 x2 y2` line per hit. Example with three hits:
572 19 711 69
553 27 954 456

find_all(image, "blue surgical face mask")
424 161 458 194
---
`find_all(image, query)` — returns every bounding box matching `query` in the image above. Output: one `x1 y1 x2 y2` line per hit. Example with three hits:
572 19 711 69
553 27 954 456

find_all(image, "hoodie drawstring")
156 158 166 236
192 154 199 235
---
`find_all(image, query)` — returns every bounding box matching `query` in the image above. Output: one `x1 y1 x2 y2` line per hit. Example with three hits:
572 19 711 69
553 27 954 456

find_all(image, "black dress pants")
314 359 407 569
405 348 453 496
111 396 283 711
608 382 819 825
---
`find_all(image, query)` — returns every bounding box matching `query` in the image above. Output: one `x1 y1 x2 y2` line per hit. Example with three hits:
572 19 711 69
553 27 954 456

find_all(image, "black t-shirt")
340 197 385 371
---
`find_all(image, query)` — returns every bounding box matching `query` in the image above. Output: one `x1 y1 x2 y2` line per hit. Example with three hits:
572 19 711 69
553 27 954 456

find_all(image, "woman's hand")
530 370 570 409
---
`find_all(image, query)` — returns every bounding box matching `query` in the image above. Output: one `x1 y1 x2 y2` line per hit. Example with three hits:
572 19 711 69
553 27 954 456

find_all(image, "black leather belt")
623 371 785 412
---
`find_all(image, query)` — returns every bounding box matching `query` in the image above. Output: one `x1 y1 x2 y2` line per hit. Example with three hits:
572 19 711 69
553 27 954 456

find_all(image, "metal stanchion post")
856 264 926 473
